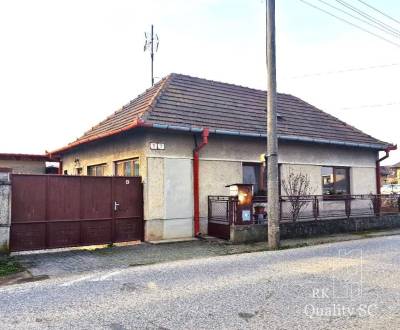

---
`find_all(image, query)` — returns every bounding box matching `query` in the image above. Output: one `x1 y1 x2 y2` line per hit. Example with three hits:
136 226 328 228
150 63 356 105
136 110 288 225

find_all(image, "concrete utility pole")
266 0 280 249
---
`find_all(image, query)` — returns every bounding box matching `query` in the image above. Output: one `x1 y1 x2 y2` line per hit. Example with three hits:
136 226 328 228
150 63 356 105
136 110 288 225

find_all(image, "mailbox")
226 183 253 224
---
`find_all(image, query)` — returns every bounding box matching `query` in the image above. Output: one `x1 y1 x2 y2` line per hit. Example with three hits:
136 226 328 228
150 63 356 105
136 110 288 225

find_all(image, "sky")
0 0 399 165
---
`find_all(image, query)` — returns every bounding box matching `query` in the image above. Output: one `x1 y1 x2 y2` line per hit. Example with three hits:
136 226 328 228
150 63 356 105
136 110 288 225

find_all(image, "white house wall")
61 131 147 177
61 129 379 241
145 130 378 238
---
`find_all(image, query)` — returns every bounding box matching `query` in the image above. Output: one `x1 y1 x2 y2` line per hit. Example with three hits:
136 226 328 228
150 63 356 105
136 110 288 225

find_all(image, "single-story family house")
0 153 54 174
50 73 394 241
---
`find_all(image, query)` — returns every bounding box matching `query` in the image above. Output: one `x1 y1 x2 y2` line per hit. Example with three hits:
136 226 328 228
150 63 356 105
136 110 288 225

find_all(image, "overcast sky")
0 0 399 164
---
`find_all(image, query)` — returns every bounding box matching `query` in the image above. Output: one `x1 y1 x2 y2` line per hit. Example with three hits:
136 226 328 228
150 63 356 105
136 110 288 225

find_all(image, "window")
322 166 350 195
242 162 282 196
243 163 265 195
115 158 139 177
87 164 106 176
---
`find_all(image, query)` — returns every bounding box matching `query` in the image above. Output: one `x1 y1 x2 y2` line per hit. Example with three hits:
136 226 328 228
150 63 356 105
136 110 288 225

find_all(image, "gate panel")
81 177 112 220
113 177 143 242
47 222 80 248
10 223 46 251
81 220 112 245
10 174 143 252
80 177 113 245
47 176 80 220
11 175 47 251
12 175 46 222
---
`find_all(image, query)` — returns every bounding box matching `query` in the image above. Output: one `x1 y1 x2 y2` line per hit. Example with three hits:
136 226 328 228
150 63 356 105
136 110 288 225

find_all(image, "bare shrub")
282 169 313 221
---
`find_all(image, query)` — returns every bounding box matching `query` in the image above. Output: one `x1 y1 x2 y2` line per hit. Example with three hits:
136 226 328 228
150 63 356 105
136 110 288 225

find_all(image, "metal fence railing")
208 194 400 225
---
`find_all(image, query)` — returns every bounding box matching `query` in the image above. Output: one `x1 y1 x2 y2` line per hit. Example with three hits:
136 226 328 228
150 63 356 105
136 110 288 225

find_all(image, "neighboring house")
51 73 393 241
0 153 53 174
380 166 391 186
382 162 400 184
392 162 400 183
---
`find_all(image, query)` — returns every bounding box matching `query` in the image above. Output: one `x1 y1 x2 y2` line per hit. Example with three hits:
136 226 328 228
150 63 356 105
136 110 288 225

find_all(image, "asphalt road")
1 236 400 329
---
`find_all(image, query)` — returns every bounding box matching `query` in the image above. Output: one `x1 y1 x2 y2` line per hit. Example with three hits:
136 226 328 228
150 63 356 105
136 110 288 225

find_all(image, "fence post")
377 195 382 216
228 197 235 225
0 168 12 254
397 196 400 213
345 195 351 218
312 196 319 221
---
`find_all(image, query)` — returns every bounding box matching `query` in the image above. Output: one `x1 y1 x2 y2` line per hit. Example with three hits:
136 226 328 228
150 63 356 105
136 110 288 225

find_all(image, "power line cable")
339 101 400 110
317 0 400 38
356 0 400 26
334 0 400 37
299 0 400 48
289 62 400 79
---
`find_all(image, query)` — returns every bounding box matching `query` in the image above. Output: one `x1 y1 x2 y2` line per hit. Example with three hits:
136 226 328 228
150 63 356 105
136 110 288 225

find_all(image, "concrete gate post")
0 168 12 254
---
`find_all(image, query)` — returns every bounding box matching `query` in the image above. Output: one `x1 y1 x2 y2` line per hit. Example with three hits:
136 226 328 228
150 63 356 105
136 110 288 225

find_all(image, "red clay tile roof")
54 73 390 153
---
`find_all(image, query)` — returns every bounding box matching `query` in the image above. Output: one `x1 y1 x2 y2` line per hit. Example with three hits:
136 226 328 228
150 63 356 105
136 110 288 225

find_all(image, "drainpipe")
376 145 397 194
193 128 209 237
58 160 63 175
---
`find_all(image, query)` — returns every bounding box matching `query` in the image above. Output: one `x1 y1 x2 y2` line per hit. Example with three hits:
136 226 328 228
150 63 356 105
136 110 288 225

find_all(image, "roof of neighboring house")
380 166 390 176
52 73 391 154
391 162 400 168
0 153 54 162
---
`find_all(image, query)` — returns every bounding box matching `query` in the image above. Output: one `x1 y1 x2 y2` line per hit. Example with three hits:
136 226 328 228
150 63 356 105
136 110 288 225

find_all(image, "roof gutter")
50 120 392 156
49 118 151 156
150 124 390 150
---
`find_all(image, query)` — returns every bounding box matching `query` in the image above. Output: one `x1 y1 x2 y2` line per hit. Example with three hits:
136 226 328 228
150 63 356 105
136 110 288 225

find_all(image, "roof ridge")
172 73 266 95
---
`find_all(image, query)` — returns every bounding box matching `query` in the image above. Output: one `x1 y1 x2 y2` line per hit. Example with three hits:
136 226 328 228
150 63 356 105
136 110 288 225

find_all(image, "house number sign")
150 142 165 150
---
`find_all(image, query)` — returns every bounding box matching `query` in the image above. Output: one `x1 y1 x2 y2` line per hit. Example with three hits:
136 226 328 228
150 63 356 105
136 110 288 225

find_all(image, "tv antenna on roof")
144 24 159 86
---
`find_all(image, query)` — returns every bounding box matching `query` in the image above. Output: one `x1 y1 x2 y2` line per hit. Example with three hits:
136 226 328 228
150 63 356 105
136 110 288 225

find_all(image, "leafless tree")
282 169 313 221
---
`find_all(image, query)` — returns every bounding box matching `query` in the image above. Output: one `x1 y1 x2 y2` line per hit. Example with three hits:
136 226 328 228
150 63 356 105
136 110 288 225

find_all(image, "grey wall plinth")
0 169 11 253
230 224 267 243
229 214 400 243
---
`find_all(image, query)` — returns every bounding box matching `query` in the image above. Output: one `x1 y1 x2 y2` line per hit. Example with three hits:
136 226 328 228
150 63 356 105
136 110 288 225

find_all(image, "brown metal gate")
10 174 143 252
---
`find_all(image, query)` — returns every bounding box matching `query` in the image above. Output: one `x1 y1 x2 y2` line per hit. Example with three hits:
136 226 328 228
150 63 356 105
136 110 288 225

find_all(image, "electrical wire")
334 0 400 37
299 0 400 48
356 0 400 26
317 0 400 38
289 62 400 79
340 102 400 110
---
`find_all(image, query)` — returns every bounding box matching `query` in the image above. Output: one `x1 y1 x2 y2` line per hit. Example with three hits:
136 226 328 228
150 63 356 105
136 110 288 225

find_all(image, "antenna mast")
144 24 159 86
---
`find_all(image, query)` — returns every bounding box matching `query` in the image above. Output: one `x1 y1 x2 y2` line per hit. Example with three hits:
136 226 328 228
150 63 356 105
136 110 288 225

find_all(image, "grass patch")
279 242 309 250
351 229 391 237
88 243 116 254
0 258 25 277
352 231 374 237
